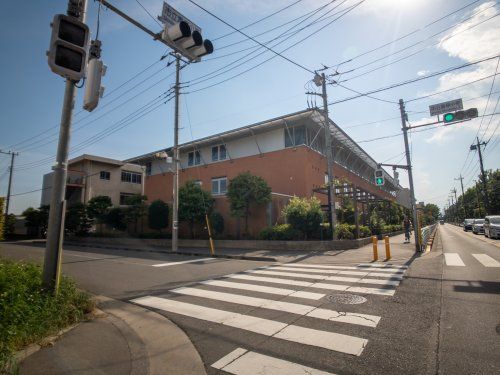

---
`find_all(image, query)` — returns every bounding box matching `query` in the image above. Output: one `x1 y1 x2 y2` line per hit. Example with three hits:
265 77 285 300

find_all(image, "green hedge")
0 259 94 370
259 224 303 240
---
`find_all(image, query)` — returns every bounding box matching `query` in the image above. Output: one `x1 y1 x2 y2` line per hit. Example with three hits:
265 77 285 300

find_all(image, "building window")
285 125 307 148
100 171 110 180
188 150 201 166
121 171 142 184
211 145 227 162
120 193 135 205
145 162 152 176
211 177 227 195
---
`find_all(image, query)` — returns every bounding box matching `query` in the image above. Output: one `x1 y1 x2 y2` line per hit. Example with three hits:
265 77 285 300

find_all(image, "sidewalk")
19 296 206 375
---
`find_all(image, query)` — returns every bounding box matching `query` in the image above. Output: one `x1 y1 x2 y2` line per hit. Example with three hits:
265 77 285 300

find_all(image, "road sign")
158 1 201 34
429 98 463 116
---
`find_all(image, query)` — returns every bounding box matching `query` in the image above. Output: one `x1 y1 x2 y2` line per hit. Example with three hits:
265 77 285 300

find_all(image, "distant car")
439 219 445 225
484 216 500 239
472 219 485 235
463 219 474 231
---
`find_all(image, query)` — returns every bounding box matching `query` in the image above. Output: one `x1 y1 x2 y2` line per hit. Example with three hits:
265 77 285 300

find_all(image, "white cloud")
417 70 429 76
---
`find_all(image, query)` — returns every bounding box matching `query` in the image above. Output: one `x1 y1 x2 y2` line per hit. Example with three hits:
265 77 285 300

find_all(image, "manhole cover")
326 293 367 304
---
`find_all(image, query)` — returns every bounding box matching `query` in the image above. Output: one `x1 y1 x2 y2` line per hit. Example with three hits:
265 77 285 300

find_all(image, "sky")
0 0 499 215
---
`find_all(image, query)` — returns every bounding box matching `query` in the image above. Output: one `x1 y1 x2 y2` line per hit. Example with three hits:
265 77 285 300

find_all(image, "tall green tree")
179 181 213 238
87 196 112 231
148 200 169 233
124 195 148 233
282 196 324 239
227 172 271 237
65 203 91 235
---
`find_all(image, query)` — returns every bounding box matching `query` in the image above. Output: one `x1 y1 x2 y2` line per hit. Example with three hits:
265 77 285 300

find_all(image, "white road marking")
201 279 325 300
284 263 405 273
357 263 408 270
170 287 380 327
227 273 395 296
247 269 399 286
212 347 335 375
444 253 465 267
131 296 367 355
270 266 403 280
152 257 215 267
472 254 500 267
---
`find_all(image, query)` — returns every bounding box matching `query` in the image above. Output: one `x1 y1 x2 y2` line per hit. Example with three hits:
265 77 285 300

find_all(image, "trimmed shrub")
335 223 354 240
359 225 372 238
282 197 324 239
210 212 224 236
148 200 169 232
259 224 303 241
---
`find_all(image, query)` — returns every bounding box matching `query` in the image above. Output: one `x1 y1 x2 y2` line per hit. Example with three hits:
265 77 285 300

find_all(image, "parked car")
439 219 445 225
472 219 485 235
463 219 474 231
484 216 500 239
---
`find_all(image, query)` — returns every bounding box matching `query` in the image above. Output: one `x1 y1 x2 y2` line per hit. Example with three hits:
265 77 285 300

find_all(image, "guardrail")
421 223 437 251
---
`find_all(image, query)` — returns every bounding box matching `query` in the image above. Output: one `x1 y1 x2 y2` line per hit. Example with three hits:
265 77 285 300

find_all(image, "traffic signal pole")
399 99 421 252
43 0 88 293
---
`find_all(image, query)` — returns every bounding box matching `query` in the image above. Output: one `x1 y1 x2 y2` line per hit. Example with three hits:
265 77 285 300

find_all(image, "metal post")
43 0 88 292
172 55 180 252
399 99 421 252
322 73 337 239
476 137 489 214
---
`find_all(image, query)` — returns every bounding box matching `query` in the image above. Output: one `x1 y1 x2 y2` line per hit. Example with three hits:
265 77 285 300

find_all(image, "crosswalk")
444 253 500 267
131 261 408 373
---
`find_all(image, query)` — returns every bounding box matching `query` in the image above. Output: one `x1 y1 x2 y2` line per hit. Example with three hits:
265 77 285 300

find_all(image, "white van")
484 216 500 239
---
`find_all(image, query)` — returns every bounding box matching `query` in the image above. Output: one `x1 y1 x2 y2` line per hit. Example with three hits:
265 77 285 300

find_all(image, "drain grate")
326 293 367 305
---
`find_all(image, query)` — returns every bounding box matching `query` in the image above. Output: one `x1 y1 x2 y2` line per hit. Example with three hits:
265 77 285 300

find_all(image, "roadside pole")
473 137 489 214
455 175 466 218
399 99 421 252
0 150 18 221
43 0 88 293
172 55 180 253
321 73 337 240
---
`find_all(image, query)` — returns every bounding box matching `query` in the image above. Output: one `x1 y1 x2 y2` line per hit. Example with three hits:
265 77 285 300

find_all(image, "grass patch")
0 258 94 371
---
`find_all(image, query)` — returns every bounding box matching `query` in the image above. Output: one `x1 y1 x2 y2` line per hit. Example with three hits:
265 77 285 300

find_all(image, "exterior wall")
144 145 395 238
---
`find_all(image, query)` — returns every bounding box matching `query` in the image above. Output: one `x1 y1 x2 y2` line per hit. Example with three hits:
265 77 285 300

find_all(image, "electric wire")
135 0 163 28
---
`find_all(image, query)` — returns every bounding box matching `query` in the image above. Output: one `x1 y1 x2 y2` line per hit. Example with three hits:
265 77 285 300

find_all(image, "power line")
135 0 163 28
475 57 500 140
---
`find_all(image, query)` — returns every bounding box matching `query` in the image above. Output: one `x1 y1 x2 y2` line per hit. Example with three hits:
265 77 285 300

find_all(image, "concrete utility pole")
172 55 181 253
399 99 421 252
471 137 489 214
0 150 18 221
455 175 466 218
321 73 337 240
451 188 458 221
43 0 88 293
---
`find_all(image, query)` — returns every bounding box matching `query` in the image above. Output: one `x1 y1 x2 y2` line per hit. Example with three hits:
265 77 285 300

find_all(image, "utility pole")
399 99 420 252
455 175 466 218
43 0 88 293
321 73 337 239
472 180 482 216
0 150 18 221
470 137 489 214
172 55 181 252
451 188 458 221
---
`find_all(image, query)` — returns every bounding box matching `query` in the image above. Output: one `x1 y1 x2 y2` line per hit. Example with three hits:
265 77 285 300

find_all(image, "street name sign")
158 1 201 34
429 98 463 116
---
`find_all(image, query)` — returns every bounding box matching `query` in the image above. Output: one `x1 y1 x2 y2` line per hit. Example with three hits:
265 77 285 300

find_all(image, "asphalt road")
437 224 500 375
1 232 499 374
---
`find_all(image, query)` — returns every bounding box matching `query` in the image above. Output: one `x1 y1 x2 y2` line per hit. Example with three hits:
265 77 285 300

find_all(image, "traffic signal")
374 169 385 186
443 108 478 123
161 21 213 61
47 14 90 81
83 40 106 112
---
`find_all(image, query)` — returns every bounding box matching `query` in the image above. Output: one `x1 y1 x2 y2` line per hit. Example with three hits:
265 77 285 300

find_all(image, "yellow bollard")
385 236 391 260
372 236 378 261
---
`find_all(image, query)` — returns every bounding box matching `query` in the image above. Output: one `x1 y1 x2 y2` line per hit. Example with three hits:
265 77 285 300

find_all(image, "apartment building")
41 154 144 207
127 109 402 237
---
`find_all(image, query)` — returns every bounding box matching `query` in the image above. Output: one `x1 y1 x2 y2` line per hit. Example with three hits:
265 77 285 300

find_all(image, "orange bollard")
372 236 378 261
385 236 391 260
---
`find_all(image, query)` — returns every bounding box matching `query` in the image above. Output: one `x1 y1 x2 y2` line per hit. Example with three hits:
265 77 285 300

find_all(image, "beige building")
41 154 144 207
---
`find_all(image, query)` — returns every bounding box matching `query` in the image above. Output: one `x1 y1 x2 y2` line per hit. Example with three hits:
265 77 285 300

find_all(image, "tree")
422 203 439 226
3 214 16 239
179 181 213 238
23 207 42 237
65 203 91 235
210 212 224 237
282 196 324 239
87 196 112 231
227 172 271 237
105 207 127 231
0 197 4 241
148 200 169 233
124 195 148 233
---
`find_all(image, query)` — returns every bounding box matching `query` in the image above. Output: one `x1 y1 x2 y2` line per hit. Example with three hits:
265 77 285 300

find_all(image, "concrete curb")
63 241 277 262
96 295 207 375
425 225 439 253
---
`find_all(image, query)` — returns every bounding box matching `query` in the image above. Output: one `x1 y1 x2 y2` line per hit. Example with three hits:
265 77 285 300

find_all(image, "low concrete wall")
67 232 403 252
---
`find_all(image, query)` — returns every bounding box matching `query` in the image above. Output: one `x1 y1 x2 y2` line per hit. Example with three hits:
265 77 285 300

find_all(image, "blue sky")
0 0 499 214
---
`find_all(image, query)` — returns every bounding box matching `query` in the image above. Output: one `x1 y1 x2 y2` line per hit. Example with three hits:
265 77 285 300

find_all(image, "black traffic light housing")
374 169 385 186
47 14 90 81
443 108 478 123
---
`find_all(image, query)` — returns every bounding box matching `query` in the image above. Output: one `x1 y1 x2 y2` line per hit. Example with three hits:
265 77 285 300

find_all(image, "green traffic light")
376 177 384 185
444 113 455 122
